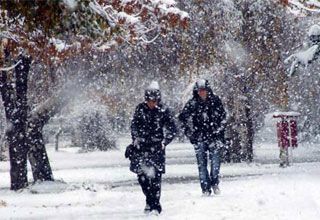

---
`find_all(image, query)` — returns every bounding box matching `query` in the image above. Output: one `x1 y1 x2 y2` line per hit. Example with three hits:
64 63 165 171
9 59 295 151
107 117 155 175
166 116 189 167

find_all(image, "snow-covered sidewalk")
0 138 320 219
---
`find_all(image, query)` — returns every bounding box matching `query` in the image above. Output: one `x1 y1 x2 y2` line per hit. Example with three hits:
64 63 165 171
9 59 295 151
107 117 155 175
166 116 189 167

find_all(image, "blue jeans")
194 142 221 193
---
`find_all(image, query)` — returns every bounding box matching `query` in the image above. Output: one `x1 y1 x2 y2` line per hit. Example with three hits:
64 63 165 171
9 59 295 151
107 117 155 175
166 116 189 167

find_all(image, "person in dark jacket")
128 81 177 214
179 79 226 196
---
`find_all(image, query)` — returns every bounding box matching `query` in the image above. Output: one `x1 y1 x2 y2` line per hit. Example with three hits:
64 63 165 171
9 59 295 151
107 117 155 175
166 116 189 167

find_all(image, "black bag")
125 144 142 174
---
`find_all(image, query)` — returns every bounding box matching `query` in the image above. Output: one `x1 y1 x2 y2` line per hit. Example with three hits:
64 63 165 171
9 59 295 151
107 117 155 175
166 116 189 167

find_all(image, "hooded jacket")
178 80 226 145
129 102 177 174
131 102 176 146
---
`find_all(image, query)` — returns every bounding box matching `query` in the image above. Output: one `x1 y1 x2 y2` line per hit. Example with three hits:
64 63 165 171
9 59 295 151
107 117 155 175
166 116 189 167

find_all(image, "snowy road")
1 139 320 219
1 163 320 220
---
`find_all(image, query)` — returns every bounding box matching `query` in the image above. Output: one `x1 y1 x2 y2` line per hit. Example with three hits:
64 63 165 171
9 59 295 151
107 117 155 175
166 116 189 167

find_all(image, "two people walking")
125 79 226 214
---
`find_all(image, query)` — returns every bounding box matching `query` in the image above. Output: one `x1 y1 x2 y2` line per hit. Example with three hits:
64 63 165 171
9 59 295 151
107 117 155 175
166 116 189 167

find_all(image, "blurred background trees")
0 0 319 189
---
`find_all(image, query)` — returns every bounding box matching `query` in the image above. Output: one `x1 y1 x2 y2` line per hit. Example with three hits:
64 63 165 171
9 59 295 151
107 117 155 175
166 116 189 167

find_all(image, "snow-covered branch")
288 0 320 15
85 0 188 51
0 0 189 62
287 44 319 64
285 45 319 76
0 60 22 72
285 24 320 76
89 0 117 28
0 31 19 42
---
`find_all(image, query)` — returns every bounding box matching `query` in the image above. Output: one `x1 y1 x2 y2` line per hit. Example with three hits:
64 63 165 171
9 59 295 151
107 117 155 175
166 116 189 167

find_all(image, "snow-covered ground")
1 137 320 219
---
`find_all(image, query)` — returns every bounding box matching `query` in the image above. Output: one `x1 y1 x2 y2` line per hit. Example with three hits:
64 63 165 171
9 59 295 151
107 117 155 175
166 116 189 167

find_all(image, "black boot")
155 204 162 214
144 203 151 214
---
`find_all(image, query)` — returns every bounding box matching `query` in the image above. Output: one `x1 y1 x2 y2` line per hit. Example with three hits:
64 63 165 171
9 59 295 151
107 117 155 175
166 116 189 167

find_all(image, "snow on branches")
0 0 188 66
285 45 319 76
285 24 320 76
286 0 320 15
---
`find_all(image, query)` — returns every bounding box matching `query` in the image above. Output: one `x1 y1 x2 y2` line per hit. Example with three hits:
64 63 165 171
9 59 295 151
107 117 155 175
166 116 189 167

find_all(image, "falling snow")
0 1 320 219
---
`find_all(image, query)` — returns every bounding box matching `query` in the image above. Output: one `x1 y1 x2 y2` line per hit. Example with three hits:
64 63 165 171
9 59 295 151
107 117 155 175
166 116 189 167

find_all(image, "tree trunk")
7 127 29 190
26 71 92 181
225 115 242 163
1 52 92 189
242 78 255 162
244 102 254 162
0 55 31 190
0 55 54 189
55 128 62 151
27 116 54 182
28 134 53 182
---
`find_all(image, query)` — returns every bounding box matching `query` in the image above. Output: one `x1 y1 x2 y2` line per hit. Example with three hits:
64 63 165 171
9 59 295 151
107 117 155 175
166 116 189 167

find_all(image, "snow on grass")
1 163 320 219
1 138 320 219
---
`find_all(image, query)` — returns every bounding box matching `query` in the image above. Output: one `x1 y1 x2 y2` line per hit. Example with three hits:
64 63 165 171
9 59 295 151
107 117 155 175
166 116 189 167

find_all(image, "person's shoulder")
135 102 147 111
157 103 173 114
210 93 222 102
188 98 199 110
157 103 168 111
209 94 223 107
185 98 197 107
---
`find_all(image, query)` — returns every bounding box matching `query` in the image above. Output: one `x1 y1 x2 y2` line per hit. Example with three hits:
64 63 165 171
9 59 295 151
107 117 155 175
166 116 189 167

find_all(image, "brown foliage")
279 0 289 6
1 0 188 66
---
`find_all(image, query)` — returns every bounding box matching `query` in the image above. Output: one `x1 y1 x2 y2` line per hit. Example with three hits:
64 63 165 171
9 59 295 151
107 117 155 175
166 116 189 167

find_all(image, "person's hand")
133 139 140 149
185 127 192 138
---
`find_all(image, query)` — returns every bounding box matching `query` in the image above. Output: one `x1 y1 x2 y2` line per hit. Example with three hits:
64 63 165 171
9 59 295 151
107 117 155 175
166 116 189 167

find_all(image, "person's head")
145 81 161 109
146 99 158 109
195 79 209 101
198 88 208 100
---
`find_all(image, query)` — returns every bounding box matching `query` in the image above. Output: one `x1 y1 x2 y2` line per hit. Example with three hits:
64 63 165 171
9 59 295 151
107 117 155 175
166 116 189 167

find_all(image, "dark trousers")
194 142 221 193
138 171 162 212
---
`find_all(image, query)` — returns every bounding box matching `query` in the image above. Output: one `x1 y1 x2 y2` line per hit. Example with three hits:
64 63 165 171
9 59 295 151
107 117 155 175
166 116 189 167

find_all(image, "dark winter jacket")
178 80 226 145
127 102 177 174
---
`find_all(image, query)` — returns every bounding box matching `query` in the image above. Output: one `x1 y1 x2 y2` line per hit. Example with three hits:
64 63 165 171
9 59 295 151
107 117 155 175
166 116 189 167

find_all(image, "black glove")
125 144 134 159
185 127 192 138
